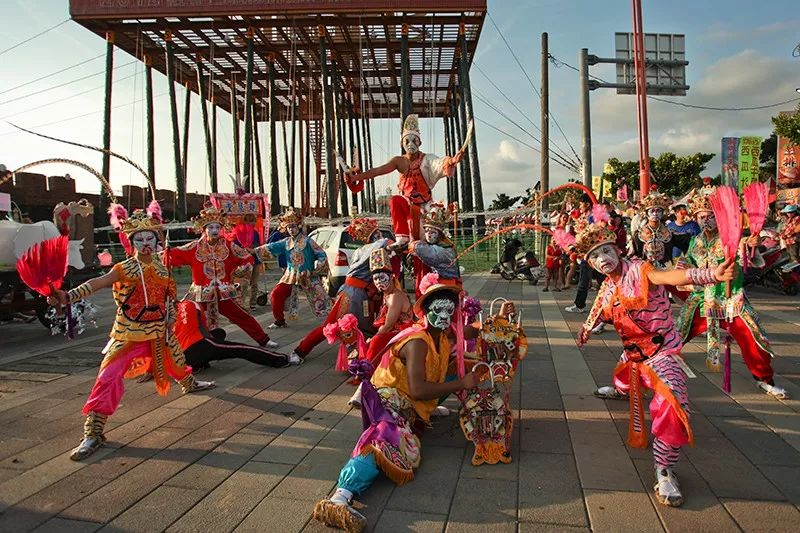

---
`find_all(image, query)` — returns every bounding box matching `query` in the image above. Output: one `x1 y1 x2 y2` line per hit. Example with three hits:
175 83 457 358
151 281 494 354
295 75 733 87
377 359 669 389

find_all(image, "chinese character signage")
737 136 762 191
777 136 799 189
721 137 740 189
592 176 613 200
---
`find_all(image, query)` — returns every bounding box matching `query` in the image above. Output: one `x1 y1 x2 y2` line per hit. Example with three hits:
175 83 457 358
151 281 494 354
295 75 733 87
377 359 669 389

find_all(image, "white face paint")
647 208 664 221
370 229 383 242
424 227 440 244
131 230 158 255
426 297 455 330
287 224 301 238
696 212 717 232
205 222 222 240
587 244 620 274
372 272 392 292
402 134 421 155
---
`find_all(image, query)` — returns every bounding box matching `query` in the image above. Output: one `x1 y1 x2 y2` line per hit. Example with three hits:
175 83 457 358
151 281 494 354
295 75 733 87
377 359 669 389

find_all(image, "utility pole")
631 0 652 197
540 32 550 214
579 48 592 188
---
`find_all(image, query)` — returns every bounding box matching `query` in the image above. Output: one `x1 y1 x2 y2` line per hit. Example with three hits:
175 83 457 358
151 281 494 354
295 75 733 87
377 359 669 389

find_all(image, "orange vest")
398 155 432 206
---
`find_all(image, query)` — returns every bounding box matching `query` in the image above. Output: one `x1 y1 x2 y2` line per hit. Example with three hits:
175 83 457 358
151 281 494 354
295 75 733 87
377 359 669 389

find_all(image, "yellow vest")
371 329 451 422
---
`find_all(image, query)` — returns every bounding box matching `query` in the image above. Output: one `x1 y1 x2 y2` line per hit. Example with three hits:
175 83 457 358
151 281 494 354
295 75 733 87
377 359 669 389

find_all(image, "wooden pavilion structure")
69 0 487 220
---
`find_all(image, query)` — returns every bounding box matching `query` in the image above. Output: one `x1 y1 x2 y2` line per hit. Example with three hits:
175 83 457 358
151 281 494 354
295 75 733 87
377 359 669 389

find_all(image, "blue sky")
2 0 799 206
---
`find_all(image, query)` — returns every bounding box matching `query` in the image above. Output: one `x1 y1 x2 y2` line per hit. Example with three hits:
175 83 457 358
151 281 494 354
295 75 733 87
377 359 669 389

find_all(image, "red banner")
777 135 800 189
70 0 486 18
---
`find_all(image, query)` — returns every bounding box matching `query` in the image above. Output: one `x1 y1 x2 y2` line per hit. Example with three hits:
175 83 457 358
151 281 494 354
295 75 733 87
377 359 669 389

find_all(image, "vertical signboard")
737 136 762 192
721 137 740 190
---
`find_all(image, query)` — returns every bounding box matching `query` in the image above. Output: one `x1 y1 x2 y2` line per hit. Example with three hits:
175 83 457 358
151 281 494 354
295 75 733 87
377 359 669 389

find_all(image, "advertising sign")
721 137 740 189
777 136 799 189
737 136 762 192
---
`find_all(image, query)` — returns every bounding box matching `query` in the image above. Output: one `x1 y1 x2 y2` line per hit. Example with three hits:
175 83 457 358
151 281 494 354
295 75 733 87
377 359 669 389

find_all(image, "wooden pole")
165 31 186 220
319 30 337 217
196 54 217 192
181 81 191 190
243 27 255 192
267 54 280 214
144 53 155 189
101 31 114 214
230 76 240 181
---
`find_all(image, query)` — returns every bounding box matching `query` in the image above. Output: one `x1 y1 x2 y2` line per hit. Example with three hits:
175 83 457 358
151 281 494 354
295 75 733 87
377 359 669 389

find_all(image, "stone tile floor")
0 273 798 532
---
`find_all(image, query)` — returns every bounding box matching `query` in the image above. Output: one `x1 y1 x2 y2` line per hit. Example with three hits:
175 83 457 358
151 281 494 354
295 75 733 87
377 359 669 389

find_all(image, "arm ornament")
67 282 94 303
686 268 717 286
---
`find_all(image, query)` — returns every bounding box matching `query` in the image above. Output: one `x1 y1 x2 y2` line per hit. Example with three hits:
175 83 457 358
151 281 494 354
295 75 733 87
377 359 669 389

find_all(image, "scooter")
744 245 800 296
496 250 542 284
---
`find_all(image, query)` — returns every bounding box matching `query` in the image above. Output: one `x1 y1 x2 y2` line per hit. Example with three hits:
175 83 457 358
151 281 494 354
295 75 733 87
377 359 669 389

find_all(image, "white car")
308 225 400 296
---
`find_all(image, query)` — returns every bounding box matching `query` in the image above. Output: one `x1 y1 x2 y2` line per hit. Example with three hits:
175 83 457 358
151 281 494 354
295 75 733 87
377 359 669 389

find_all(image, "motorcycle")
492 239 542 284
743 235 800 296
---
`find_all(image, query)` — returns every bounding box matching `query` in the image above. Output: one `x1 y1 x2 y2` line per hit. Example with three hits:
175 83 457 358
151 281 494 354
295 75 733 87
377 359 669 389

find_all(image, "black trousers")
184 329 288 369
574 261 605 309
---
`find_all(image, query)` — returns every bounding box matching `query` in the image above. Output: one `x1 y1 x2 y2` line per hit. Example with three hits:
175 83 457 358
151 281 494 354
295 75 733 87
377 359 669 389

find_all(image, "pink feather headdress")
323 313 368 372
591 203 610 224
552 227 576 251
146 199 163 223
743 182 768 238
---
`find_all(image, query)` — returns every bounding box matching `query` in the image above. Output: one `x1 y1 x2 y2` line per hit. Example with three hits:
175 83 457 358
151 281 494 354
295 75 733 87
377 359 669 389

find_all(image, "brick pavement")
0 273 798 532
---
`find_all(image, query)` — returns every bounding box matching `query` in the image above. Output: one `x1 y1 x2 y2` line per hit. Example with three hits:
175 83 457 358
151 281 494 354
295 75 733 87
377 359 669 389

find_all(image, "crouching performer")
311 273 514 532
576 223 734 507
48 204 214 461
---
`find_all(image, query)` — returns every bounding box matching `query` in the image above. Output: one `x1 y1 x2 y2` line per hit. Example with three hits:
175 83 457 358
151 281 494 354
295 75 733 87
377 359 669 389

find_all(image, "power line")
472 60 579 167
0 54 104 96
486 12 582 165
0 61 137 106
0 18 70 58
473 89 581 172
0 72 138 121
0 91 169 138
474 116 580 175
549 53 800 112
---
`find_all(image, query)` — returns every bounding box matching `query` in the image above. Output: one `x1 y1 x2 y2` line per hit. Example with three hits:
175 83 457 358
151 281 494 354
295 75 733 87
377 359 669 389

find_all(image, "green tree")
489 193 522 210
772 103 800 144
603 152 714 197
760 133 777 179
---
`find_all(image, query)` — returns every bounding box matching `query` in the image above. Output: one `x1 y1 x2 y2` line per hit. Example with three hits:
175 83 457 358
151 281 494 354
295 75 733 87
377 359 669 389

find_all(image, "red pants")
295 296 346 357
685 309 774 382
204 299 269 345
365 330 396 365
270 282 294 322
390 195 422 241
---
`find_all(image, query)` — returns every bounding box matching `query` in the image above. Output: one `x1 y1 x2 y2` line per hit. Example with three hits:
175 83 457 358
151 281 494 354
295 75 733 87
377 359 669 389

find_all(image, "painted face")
370 229 383 242
426 297 456 330
131 230 158 255
587 244 620 274
424 227 440 244
402 134 421 155
372 272 392 292
696 211 717 232
287 224 300 238
646 207 664 221
205 222 222 240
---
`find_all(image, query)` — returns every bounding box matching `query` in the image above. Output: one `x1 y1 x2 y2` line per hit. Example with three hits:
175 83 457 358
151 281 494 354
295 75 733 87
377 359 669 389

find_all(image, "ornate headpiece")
346 217 379 243
278 207 304 231
109 200 163 237
638 192 672 215
421 202 452 232
688 188 714 214
574 223 617 256
369 248 393 274
401 113 421 141
191 205 228 233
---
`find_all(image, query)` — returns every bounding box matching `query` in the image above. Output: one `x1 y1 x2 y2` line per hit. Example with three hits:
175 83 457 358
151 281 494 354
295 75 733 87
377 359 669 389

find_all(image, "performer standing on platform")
165 205 277 348
576 222 735 507
345 114 463 249
311 273 516 532
288 217 389 364
254 207 330 330
48 204 214 461
676 190 787 399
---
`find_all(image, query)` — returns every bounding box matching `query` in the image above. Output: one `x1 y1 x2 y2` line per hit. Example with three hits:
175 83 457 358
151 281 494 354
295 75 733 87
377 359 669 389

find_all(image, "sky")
1 0 799 208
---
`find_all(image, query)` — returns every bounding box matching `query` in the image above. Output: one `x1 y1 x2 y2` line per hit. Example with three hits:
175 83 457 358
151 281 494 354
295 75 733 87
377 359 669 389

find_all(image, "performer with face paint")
253 207 330 333
164 206 276 348
288 218 389 365
576 221 735 507
675 189 787 399
345 114 463 250
311 273 515 532
633 192 692 267
407 202 462 297
47 203 214 461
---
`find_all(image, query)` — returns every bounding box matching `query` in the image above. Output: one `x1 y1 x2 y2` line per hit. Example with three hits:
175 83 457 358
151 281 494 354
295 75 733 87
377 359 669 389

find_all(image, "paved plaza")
0 273 799 532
